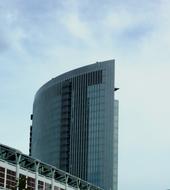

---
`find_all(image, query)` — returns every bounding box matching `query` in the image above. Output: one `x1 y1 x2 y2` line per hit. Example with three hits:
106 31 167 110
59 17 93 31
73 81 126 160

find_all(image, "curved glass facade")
30 60 118 190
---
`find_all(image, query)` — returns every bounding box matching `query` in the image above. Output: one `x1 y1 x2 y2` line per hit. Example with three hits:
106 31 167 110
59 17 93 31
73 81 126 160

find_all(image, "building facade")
0 144 101 190
30 60 118 190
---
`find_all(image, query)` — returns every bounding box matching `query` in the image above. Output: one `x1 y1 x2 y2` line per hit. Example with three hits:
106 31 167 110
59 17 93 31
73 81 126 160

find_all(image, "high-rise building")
29 60 118 190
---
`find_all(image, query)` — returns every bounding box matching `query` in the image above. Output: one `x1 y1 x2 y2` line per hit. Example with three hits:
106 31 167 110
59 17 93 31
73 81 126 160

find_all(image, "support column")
4 168 7 189
77 180 80 190
35 162 39 190
65 175 68 190
16 153 21 190
51 169 55 190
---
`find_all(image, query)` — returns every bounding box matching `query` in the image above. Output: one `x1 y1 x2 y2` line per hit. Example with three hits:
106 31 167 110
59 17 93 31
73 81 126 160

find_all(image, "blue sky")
0 0 170 190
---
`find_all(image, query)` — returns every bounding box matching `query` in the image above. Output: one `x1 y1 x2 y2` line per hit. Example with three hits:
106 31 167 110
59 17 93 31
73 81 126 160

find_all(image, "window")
6 169 16 189
45 183 51 190
0 167 5 187
27 176 35 189
38 180 44 189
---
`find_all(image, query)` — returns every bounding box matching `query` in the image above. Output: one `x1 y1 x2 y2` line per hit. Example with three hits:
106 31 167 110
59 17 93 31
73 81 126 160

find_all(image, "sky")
0 0 170 189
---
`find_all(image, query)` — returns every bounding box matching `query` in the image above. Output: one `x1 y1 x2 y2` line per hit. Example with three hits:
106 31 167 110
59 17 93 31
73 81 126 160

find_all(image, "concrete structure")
0 144 102 190
30 60 118 190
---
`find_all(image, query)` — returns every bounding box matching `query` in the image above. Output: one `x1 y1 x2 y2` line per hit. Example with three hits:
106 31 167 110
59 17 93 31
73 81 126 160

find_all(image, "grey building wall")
113 100 119 190
30 60 118 190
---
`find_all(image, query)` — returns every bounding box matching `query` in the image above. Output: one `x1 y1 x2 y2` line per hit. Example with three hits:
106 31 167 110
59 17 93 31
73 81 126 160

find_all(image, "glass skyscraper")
30 60 118 190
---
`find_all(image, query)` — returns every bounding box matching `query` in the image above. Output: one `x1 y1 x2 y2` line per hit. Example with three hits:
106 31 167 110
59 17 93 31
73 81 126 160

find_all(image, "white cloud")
104 10 139 31
60 14 88 40
0 0 170 190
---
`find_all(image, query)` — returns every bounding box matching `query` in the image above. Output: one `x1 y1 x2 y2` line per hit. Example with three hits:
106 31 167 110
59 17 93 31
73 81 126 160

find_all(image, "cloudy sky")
0 0 170 189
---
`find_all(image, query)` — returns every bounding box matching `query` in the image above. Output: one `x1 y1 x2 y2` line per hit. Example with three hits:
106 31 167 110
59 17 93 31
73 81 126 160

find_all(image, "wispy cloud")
0 1 170 190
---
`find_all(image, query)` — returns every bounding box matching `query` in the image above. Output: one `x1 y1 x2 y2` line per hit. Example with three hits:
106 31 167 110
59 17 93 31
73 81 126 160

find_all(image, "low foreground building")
0 144 102 190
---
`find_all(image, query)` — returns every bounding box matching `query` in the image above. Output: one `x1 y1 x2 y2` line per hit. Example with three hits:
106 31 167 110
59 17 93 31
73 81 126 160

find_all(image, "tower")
30 60 118 190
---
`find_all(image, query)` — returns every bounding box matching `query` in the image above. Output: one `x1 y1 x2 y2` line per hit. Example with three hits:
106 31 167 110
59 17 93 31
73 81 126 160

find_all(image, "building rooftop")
0 144 103 190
